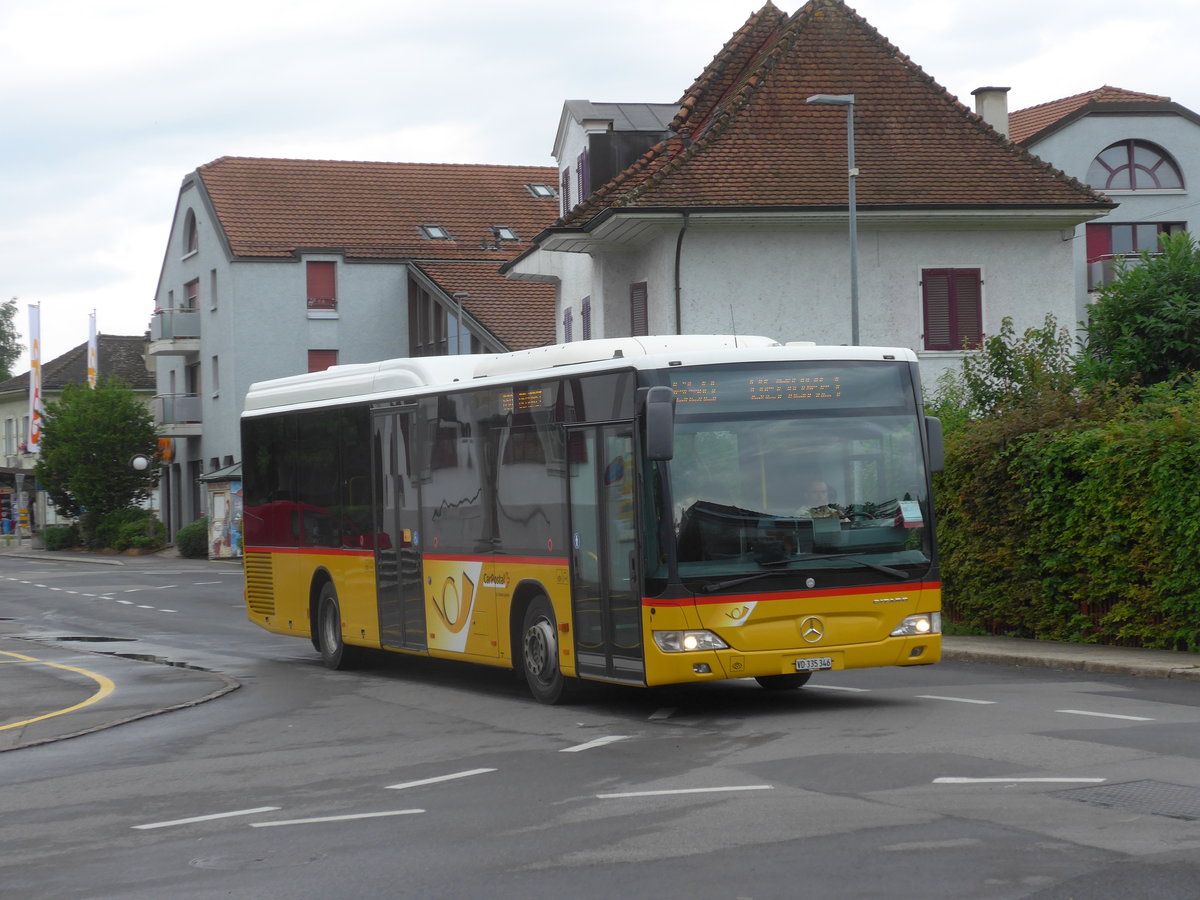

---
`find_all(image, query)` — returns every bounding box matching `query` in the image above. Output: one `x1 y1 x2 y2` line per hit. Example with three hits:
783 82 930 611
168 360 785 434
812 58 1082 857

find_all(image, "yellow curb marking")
0 650 116 732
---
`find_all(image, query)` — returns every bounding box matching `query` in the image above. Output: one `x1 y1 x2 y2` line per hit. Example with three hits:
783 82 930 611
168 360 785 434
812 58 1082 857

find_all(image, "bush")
42 524 80 551
176 517 209 559
91 508 165 551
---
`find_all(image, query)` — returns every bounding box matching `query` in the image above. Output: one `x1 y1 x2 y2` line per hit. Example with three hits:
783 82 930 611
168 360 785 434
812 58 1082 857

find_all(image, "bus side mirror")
925 415 944 473
644 386 675 461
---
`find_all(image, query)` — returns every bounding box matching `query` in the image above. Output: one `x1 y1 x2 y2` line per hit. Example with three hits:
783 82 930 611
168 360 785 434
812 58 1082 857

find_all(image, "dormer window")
492 226 518 242
1086 140 1184 191
420 224 452 240
525 183 556 199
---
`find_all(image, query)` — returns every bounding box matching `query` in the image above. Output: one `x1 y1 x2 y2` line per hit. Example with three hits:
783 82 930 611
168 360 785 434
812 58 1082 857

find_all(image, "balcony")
1088 253 1158 292
154 393 202 438
148 307 201 356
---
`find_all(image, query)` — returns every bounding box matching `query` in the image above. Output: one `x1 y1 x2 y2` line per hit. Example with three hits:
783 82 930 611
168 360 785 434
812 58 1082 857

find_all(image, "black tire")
755 672 812 690
317 582 357 670
521 595 573 704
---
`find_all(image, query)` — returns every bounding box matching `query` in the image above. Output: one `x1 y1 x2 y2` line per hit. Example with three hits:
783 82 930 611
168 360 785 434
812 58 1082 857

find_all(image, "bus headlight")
653 630 729 653
890 613 941 637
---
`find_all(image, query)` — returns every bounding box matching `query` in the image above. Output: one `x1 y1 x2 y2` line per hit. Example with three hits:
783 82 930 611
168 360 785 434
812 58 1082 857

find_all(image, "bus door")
372 405 426 651
566 423 645 683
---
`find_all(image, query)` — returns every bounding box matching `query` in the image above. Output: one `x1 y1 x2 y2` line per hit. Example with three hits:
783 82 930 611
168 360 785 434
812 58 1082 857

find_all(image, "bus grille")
244 552 276 616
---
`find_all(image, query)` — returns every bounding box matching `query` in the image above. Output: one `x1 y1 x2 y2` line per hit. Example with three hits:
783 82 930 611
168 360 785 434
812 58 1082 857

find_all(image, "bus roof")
242 335 918 416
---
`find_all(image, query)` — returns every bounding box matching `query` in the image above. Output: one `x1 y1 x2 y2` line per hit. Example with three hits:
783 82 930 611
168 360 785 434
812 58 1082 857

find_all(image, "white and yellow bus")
241 335 944 703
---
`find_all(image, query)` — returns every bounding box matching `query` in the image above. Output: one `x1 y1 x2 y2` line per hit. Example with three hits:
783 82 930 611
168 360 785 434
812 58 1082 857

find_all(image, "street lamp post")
806 93 859 345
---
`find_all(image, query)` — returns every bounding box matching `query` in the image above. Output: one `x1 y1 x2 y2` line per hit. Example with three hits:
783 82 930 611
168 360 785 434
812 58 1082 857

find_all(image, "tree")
1077 231 1200 387
0 298 22 382
34 379 159 534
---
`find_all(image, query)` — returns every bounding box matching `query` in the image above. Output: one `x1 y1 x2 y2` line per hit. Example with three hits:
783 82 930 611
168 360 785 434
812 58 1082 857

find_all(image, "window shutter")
306 261 337 310
922 268 981 351
563 308 573 343
308 349 338 372
581 296 592 340
922 270 952 351
561 169 571 215
630 282 648 336
1085 224 1111 264
577 149 590 200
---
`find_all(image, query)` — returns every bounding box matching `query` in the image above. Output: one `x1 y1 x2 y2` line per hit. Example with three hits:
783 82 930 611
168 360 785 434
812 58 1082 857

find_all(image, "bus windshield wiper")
699 554 910 593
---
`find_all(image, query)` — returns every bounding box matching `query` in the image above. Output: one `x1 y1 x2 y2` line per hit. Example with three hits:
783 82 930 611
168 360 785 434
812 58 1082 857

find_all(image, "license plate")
795 656 834 672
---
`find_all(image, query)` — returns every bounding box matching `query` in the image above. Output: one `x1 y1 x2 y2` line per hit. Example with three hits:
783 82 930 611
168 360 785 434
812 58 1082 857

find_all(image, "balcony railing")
151 307 201 341
1088 252 1160 292
154 393 202 426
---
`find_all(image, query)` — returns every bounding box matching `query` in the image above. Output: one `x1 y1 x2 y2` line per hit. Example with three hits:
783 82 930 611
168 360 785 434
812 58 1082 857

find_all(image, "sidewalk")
942 634 1200 681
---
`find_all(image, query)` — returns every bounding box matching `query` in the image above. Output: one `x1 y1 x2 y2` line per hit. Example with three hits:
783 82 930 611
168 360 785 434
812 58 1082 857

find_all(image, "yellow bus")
241 335 943 703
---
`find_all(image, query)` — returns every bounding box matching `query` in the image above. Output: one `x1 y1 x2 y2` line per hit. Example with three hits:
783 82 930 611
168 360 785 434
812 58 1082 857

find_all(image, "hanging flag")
87 311 98 388
28 304 43 453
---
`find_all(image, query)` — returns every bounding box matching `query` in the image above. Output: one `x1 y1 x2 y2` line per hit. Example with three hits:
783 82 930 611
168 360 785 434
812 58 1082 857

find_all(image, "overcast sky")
4 0 1197 371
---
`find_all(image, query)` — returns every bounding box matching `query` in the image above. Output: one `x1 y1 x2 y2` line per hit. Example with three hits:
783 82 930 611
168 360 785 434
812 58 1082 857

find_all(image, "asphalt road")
3 547 1200 899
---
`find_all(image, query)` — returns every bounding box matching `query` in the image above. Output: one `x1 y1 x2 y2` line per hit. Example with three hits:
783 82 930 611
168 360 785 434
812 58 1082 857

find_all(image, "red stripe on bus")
243 546 374 558
643 582 941 606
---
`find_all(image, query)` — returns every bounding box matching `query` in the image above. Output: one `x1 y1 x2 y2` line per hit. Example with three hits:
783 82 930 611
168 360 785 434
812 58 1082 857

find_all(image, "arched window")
1086 140 1184 191
183 209 199 255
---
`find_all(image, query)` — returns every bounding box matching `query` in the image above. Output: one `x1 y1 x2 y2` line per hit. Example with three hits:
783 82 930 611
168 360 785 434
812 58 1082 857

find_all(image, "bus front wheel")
755 672 812 690
318 582 356 670
521 596 573 704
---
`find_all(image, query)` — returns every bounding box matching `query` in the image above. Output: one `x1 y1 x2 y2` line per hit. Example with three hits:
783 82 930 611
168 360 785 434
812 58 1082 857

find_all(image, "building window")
526 183 557 199
1085 221 1187 290
209 269 218 310
184 279 199 311
409 278 448 357
308 349 338 372
922 268 982 351
1086 140 1184 191
183 210 198 256
582 296 592 340
492 226 518 242
211 355 220 396
306 261 337 311
563 307 573 343
630 282 648 336
420 224 451 240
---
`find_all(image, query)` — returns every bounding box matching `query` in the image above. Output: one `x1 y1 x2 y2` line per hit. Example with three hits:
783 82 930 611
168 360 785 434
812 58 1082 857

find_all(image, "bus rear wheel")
317 582 357 670
755 672 812 690
521 596 573 704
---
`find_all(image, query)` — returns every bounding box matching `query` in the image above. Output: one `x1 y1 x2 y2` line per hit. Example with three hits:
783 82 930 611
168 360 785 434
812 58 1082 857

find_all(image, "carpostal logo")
483 572 510 589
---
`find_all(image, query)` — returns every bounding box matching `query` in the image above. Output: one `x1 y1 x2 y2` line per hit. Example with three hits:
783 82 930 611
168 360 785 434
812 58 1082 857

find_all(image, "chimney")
971 86 1011 138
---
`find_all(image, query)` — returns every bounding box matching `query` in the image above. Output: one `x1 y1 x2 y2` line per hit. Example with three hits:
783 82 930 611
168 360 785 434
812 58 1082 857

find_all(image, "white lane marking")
934 777 1107 784
193 581 222 585
125 589 142 593
808 684 870 693
157 585 177 590
133 806 281 830
49 587 62 592
1057 709 1154 722
250 809 424 828
385 768 496 791
116 600 134 605
137 605 155 610
159 609 178 614
561 735 631 753
918 695 997 705
598 785 774 799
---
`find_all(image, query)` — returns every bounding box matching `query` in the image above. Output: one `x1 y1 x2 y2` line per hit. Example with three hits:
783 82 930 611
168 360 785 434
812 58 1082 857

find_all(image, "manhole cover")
1056 780 1200 821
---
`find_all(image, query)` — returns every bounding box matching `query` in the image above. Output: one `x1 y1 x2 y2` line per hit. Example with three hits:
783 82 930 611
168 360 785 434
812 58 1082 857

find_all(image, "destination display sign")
670 363 911 411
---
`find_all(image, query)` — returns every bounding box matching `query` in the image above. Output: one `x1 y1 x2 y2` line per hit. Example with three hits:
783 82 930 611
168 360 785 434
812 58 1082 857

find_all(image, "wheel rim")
523 617 557 685
322 602 340 652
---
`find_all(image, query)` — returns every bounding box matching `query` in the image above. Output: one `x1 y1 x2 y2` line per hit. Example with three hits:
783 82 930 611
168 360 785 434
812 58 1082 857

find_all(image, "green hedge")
42 524 80 551
176 517 209 559
938 381 1200 650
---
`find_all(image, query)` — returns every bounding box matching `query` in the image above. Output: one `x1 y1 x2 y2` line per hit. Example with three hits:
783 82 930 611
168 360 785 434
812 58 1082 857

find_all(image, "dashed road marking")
919 695 997 705
133 807 282 830
597 785 773 799
934 777 1106 784
561 735 631 753
250 809 424 828
386 768 496 791
1057 709 1154 722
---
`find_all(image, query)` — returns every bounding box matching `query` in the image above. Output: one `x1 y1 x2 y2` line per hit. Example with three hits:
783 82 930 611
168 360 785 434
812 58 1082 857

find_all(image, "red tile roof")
560 0 1108 227
412 261 555 350
194 157 559 349
1009 86 1171 144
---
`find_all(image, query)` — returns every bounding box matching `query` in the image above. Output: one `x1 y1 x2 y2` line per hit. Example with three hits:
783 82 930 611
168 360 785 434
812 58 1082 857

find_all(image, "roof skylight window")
420 224 452 240
492 226 519 242
525 183 557 199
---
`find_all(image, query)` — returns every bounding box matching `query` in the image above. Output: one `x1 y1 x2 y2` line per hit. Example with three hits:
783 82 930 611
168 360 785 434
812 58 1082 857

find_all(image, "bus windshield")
655 362 933 589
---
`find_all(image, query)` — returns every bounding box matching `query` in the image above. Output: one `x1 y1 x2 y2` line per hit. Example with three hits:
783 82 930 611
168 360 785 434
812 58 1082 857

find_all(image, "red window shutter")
630 282 648 336
922 268 981 351
308 349 338 372
1085 224 1111 264
307 261 337 310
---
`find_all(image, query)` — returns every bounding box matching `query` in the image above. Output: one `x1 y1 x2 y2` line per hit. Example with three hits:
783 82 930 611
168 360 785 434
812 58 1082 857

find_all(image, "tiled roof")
0 335 154 395
411 261 555 351
197 157 560 261
560 0 1107 227
1009 86 1172 144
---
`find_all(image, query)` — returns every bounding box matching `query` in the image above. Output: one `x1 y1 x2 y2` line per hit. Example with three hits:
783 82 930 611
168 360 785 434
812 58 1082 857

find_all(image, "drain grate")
1056 780 1200 821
